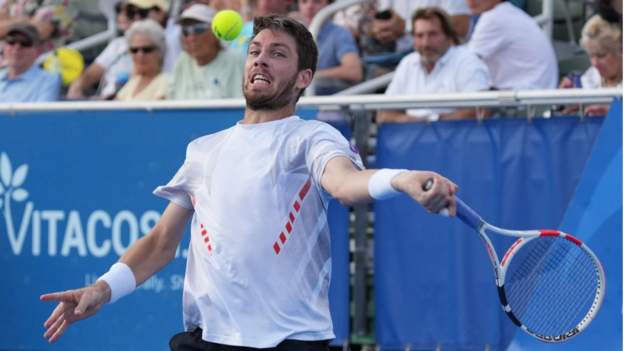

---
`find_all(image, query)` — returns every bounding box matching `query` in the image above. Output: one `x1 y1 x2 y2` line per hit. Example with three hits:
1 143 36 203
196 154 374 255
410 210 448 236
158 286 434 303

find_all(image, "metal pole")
351 109 372 337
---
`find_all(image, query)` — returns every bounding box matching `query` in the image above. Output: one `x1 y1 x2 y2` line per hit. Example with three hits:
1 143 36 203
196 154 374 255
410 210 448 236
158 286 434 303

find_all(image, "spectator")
0 22 60 102
0 0 77 49
374 0 471 38
116 20 169 100
292 0 363 95
230 0 294 54
377 7 490 123
67 2 136 99
114 1 133 33
466 0 558 90
336 0 471 80
127 0 180 71
168 4 244 100
559 15 621 116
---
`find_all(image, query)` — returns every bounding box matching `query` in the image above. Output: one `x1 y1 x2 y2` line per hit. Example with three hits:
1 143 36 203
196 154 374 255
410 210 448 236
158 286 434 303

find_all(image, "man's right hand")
40 280 111 343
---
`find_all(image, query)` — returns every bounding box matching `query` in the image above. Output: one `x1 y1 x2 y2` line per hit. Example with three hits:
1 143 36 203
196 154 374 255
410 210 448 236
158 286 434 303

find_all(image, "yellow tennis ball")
212 10 243 41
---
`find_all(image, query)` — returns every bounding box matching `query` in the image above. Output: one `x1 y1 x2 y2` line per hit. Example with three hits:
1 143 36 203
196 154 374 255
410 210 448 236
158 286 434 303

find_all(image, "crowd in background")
0 0 620 119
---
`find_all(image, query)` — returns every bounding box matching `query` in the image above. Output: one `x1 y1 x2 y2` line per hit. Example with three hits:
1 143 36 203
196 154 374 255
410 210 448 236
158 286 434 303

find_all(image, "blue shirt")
0 65 61 102
315 22 359 95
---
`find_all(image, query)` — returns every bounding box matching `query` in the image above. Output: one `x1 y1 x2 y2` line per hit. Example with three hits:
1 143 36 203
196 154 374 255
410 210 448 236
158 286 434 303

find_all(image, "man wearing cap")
0 22 60 102
168 4 244 100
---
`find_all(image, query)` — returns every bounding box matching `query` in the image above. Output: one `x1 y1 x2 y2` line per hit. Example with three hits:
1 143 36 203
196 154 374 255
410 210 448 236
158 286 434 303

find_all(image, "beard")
244 73 299 111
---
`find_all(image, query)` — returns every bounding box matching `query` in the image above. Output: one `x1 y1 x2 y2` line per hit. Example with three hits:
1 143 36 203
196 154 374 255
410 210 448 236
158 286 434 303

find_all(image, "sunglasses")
121 4 161 19
182 23 210 37
129 45 156 54
5 36 33 48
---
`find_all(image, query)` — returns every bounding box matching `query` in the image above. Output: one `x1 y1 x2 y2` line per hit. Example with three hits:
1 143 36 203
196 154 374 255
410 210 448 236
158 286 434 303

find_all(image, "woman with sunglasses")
116 19 169 100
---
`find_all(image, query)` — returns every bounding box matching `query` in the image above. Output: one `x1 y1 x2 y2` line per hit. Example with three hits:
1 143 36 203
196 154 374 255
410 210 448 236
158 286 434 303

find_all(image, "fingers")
40 291 74 302
43 310 65 340
44 301 70 329
421 174 458 215
559 77 573 89
43 303 73 343
48 318 69 343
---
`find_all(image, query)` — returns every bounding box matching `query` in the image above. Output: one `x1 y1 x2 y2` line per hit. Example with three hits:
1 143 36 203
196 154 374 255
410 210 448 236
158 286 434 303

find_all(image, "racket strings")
503 237 598 336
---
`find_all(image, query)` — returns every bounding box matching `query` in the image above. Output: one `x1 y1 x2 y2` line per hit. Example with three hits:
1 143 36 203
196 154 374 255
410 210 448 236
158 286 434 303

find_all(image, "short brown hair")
252 15 318 75
411 7 460 45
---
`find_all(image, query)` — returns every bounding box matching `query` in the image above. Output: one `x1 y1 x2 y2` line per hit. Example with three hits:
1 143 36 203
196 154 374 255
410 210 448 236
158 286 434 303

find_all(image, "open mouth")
250 73 272 88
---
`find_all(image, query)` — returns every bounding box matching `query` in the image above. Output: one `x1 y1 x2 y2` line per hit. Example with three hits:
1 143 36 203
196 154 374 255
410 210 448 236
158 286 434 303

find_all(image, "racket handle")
422 178 484 229
454 197 484 230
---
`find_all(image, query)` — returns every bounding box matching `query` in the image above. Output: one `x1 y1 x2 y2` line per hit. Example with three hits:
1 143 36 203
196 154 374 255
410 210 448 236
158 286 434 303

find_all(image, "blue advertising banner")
0 107 350 350
508 99 623 350
374 116 606 350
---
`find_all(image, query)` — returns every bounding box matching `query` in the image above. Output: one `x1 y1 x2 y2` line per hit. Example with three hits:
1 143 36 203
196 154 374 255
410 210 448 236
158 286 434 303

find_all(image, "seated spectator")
335 0 471 79
0 22 60 102
168 4 244 100
230 0 294 55
127 0 180 71
0 0 77 48
559 15 621 116
116 20 169 100
67 1 136 99
292 0 363 95
466 0 558 90
377 7 490 123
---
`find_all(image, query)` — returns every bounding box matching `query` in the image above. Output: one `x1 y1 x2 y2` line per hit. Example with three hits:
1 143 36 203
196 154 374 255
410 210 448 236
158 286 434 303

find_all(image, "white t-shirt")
468 2 558 90
154 116 363 348
581 66 623 89
385 45 491 119
94 37 132 97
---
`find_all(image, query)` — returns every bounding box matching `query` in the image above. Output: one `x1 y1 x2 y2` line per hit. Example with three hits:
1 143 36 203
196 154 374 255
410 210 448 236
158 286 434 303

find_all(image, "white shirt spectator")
468 2 558 90
385 45 490 119
94 36 132 97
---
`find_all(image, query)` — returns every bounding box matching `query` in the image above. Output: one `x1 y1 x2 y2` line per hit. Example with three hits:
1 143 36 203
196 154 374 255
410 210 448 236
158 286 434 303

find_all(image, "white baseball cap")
128 0 170 12
178 4 216 24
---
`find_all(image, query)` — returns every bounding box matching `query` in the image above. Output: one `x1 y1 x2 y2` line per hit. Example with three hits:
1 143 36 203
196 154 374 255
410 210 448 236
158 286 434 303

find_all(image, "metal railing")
0 88 619 112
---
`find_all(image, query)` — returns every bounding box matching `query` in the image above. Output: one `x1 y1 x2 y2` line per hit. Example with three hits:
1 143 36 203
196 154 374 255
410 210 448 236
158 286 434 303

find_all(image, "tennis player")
41 15 457 351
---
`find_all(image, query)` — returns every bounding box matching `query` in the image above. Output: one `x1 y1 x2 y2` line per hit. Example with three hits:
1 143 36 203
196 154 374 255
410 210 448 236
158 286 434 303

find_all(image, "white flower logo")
0 152 29 210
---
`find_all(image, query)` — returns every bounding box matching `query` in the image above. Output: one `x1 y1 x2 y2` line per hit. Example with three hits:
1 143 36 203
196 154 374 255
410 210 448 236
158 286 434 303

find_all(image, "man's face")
585 40 622 82
413 18 452 67
243 29 308 110
181 20 220 60
465 0 498 14
3 33 39 72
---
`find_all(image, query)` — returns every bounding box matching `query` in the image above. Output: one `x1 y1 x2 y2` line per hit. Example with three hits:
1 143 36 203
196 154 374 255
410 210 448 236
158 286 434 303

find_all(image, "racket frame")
455 198 607 343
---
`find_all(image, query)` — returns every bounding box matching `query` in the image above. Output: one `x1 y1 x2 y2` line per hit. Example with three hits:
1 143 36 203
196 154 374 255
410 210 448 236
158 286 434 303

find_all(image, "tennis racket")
423 179 606 342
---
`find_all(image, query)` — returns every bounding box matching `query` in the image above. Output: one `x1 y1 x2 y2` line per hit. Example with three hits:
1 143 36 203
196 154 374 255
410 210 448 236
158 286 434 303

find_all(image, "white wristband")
368 168 407 200
98 262 136 304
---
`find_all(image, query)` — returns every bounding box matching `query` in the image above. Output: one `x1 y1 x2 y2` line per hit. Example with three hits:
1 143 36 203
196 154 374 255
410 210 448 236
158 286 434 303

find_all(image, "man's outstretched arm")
320 156 457 214
40 202 193 343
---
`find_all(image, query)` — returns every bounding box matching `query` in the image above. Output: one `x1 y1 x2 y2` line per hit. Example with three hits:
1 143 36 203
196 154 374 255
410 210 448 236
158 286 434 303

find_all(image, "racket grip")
455 197 484 230
422 178 483 228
